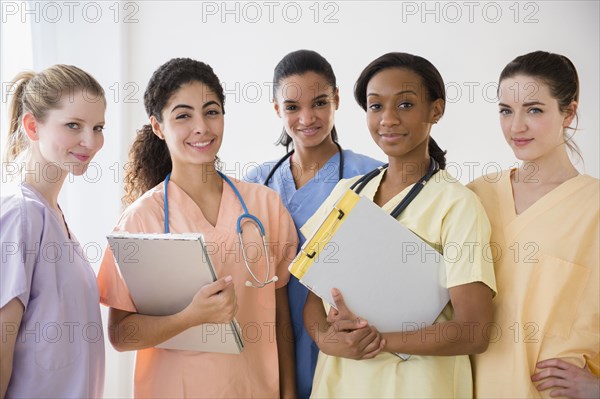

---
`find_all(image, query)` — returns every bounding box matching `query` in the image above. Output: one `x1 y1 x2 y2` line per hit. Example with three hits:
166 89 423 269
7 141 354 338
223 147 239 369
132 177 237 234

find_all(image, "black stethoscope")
350 158 440 219
163 171 278 288
263 142 344 186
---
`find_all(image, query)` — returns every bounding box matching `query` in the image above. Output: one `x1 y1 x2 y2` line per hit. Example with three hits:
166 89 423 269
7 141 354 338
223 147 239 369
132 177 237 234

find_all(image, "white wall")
1 1 598 397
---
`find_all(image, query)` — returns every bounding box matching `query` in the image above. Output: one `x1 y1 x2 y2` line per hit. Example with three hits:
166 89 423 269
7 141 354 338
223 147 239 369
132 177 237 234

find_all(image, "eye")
94 125 105 133
398 102 413 109
206 109 221 116
284 104 297 112
175 113 190 120
314 99 328 108
66 122 80 129
499 108 512 116
528 107 543 114
368 103 382 111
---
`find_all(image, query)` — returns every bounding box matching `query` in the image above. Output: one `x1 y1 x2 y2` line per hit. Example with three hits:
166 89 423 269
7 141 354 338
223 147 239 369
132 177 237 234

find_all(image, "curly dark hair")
123 58 225 206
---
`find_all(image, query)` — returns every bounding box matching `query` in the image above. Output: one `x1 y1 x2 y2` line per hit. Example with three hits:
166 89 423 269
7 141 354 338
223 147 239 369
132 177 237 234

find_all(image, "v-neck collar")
359 168 416 213
165 178 237 233
281 150 342 200
21 182 73 241
502 168 586 237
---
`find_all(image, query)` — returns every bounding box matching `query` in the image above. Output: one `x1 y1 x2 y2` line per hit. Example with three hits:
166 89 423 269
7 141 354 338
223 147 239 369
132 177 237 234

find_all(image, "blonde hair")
5 64 105 164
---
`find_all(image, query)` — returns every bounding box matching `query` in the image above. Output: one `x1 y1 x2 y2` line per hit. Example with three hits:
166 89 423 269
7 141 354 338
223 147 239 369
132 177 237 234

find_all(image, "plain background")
1 1 598 396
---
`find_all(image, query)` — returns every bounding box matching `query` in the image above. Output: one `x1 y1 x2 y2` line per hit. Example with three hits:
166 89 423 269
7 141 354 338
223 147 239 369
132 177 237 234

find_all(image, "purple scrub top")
1 183 104 398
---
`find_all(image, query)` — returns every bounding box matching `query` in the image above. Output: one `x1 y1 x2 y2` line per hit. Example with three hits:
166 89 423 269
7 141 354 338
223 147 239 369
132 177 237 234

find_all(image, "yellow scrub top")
97 178 298 398
469 170 600 398
302 169 497 399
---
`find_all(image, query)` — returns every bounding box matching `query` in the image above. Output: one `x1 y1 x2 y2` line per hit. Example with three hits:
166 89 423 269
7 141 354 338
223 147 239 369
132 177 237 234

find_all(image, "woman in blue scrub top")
245 49 382 398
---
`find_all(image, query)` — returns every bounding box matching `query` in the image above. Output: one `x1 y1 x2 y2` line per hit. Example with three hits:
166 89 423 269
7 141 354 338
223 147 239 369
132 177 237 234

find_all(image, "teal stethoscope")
163 171 277 288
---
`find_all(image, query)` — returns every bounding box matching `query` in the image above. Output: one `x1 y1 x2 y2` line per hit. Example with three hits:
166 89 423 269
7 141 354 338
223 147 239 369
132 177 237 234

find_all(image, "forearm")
109 308 192 351
1 359 13 398
303 292 330 348
382 319 489 356
276 287 297 398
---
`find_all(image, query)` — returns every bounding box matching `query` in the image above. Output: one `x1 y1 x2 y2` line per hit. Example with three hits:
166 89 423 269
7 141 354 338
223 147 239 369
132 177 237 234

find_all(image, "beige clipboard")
290 190 450 334
107 233 244 354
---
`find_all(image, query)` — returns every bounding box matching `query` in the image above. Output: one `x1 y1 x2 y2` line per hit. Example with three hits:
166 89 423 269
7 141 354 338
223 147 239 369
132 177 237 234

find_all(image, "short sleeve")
1 194 29 309
440 190 497 293
273 200 298 289
97 211 147 312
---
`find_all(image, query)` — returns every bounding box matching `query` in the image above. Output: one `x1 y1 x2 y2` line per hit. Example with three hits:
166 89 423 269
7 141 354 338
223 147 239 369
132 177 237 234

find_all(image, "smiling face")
274 71 339 151
25 90 105 177
151 81 224 170
365 68 442 162
498 74 576 163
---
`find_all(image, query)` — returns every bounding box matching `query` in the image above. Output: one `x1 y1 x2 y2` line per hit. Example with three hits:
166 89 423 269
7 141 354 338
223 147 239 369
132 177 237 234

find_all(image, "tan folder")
107 233 244 354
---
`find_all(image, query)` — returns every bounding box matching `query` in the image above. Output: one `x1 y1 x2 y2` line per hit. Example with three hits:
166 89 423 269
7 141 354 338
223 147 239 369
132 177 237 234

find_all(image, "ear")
430 99 445 124
562 101 578 128
150 116 165 140
22 113 39 141
333 87 340 111
273 100 282 119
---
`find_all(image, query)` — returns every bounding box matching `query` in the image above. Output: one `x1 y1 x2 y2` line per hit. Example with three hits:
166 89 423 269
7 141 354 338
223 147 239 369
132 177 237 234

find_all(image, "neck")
170 163 223 198
292 138 339 172
385 155 431 188
24 159 66 209
517 147 579 185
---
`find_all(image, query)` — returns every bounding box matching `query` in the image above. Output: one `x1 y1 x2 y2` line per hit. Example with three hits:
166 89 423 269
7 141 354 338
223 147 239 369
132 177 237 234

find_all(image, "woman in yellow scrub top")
302 52 497 398
97 58 298 398
469 51 599 399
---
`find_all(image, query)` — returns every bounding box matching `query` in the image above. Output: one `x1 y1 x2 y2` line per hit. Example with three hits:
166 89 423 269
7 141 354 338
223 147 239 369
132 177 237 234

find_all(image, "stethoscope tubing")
263 142 344 187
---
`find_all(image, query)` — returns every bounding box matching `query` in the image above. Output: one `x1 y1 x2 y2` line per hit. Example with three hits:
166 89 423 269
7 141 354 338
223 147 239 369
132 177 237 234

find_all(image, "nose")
298 107 316 125
193 116 209 134
80 129 103 150
510 111 527 133
380 107 400 127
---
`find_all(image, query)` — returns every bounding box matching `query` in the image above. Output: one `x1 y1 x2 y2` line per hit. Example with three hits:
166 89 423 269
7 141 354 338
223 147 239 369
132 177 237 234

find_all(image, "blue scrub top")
245 149 382 399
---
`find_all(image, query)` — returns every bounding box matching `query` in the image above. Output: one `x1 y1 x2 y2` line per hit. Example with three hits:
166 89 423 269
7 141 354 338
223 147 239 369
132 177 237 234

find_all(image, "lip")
512 138 534 147
71 153 91 162
378 132 408 141
187 138 214 151
297 126 321 137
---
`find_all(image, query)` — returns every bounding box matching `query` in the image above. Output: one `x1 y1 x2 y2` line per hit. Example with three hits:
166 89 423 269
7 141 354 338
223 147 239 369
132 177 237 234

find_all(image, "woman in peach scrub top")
98 58 298 398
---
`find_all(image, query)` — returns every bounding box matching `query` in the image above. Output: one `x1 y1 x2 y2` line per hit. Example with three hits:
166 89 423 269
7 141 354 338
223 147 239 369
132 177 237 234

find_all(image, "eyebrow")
66 117 105 124
523 101 545 107
170 101 221 113
367 90 418 97
282 94 330 104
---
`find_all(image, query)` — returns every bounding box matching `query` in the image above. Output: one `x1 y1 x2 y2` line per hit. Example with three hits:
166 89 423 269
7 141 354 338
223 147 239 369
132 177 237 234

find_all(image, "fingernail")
224 276 233 283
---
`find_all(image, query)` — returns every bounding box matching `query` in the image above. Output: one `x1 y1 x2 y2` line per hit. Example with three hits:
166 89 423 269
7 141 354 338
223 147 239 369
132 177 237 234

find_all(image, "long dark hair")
499 50 581 160
123 58 225 205
354 52 447 169
273 49 338 151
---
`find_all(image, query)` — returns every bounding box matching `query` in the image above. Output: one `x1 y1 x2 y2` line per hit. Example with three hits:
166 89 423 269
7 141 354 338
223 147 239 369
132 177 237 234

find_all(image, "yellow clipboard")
288 189 449 336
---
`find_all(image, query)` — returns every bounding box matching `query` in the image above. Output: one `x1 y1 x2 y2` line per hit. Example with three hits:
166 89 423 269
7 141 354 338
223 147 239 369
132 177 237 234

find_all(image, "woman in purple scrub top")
244 49 382 399
0 65 106 398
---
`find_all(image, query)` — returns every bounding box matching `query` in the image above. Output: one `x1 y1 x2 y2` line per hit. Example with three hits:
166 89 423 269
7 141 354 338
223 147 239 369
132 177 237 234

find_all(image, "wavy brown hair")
122 58 225 206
